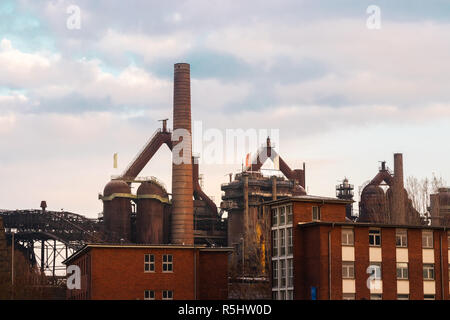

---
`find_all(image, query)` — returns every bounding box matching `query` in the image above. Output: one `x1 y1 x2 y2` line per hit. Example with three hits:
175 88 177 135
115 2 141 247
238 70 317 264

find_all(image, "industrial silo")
103 180 132 242
136 181 169 244
359 185 387 223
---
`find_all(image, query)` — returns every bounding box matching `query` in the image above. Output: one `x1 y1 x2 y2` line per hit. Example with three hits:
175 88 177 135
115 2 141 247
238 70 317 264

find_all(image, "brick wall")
354 227 370 300
381 228 397 299
407 229 424 300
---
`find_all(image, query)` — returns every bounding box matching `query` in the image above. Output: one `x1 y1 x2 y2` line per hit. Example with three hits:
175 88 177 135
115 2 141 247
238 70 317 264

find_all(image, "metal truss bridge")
0 209 103 278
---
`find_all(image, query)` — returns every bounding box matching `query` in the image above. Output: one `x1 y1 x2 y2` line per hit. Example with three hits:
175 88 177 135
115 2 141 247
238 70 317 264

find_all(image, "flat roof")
297 221 450 231
63 243 233 265
265 195 353 206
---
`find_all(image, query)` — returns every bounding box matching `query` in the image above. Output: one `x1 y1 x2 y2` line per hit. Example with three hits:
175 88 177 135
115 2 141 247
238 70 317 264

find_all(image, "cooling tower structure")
359 153 424 225
171 63 194 245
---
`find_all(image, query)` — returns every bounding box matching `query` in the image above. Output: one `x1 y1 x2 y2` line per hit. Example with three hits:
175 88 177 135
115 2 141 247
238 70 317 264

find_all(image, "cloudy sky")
1 0 449 218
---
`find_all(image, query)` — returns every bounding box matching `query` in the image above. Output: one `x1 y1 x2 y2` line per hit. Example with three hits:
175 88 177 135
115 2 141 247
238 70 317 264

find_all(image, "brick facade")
269 196 450 300
64 244 231 300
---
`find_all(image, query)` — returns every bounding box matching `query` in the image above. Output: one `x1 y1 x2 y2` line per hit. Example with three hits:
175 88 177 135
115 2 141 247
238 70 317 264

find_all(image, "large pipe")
171 63 194 245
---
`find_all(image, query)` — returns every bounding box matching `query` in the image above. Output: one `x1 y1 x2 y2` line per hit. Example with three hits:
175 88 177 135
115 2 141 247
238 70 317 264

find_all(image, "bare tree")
406 173 446 217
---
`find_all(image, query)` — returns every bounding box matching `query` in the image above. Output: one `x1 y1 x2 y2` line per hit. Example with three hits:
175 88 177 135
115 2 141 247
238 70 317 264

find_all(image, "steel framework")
0 209 103 278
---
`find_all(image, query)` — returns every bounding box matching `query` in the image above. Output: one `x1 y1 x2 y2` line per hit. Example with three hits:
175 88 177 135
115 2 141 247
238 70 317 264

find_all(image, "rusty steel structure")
0 204 102 278
336 178 355 220
136 181 170 244
358 153 425 225
99 63 226 247
221 137 307 280
429 188 450 227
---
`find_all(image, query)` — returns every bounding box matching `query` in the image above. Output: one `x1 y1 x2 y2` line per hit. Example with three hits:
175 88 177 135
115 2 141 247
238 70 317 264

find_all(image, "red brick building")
63 244 231 300
268 196 450 300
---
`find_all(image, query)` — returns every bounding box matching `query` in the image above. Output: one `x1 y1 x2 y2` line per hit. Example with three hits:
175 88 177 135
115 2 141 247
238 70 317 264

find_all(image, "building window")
342 228 354 246
144 254 155 272
272 291 278 300
287 290 294 300
272 208 278 226
162 254 173 272
144 290 155 300
287 205 293 224
397 294 409 300
162 290 173 300
370 294 382 300
368 262 382 280
272 230 278 257
272 261 278 288
423 264 435 280
342 262 355 279
396 263 408 280
280 229 286 256
448 232 450 249
422 231 433 248
287 228 293 255
279 290 286 300
424 294 435 300
342 293 355 300
280 207 286 225
280 259 286 287
395 229 408 247
287 259 294 287
369 229 381 246
312 206 320 221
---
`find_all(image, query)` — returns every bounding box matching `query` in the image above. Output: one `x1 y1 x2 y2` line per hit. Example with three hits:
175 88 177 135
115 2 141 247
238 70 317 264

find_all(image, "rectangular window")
422 231 433 248
397 294 409 300
342 262 355 279
370 294 382 300
369 262 382 279
162 254 173 272
287 228 293 255
312 206 320 221
272 261 278 288
287 290 294 300
280 229 286 256
342 228 354 246
144 290 155 300
272 291 278 300
272 208 278 226
287 259 294 287
343 293 355 300
280 207 286 225
369 229 381 246
162 290 173 300
272 230 278 257
279 290 286 300
287 205 293 224
423 264 435 280
448 232 450 249
396 262 408 280
424 294 435 300
144 254 155 272
280 259 286 287
395 229 408 247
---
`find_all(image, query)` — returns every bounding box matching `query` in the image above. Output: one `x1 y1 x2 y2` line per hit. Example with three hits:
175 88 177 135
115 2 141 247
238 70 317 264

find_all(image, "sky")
1 0 449 218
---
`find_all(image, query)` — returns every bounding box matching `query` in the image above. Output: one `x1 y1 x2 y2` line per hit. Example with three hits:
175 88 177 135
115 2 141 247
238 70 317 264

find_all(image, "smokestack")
171 63 194 245
393 153 406 224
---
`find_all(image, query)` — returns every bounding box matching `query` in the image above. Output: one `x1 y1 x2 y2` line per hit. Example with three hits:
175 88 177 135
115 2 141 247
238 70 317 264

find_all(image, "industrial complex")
1 63 450 300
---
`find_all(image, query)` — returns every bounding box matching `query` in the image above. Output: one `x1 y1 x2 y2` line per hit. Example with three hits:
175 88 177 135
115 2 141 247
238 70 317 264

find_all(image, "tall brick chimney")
171 63 194 245
393 153 406 224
